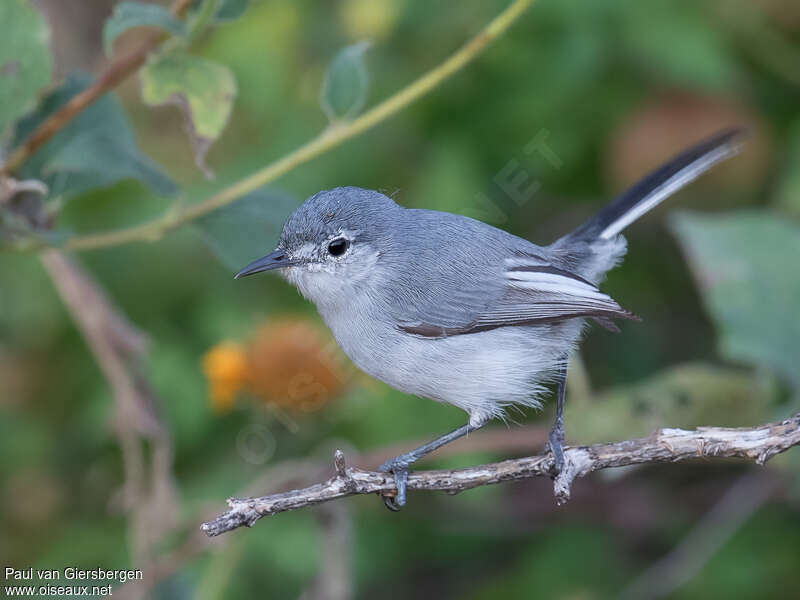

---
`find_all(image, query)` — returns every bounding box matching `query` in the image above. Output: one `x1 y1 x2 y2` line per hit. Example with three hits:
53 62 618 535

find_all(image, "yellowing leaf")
140 53 237 177
339 0 400 40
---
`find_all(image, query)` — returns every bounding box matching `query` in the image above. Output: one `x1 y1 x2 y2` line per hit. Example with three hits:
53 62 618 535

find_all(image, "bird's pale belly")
324 308 583 425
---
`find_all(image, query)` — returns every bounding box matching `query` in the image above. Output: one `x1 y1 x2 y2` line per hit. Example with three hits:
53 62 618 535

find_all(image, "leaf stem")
187 0 221 39
64 0 535 251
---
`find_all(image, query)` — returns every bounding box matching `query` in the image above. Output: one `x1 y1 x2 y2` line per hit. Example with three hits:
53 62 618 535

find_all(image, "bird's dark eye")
327 238 349 256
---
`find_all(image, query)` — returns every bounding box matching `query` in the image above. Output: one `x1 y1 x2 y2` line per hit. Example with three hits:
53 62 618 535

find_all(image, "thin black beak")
235 249 294 279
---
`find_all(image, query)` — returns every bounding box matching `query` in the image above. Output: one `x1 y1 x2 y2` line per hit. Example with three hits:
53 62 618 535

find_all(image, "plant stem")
187 0 221 39
64 0 535 252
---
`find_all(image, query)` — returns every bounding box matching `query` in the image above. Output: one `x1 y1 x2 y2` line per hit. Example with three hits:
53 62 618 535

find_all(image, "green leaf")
0 0 52 136
215 0 250 22
43 131 176 197
193 188 300 271
12 74 177 199
671 211 800 389
140 53 237 177
320 41 371 122
187 0 249 24
103 1 186 55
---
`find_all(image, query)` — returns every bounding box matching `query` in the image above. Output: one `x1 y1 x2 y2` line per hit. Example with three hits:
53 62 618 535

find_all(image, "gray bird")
236 130 743 509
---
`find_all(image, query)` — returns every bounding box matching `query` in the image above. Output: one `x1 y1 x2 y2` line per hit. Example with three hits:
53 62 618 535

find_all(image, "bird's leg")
546 362 568 475
378 422 481 511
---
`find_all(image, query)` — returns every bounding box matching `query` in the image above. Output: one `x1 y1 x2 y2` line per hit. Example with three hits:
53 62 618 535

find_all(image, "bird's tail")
567 128 745 243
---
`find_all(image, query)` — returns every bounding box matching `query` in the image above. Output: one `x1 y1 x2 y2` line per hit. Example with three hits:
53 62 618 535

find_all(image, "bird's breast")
318 298 579 414
318 301 400 382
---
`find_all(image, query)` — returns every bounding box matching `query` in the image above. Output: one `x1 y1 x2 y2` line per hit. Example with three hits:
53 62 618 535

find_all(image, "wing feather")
398 257 636 338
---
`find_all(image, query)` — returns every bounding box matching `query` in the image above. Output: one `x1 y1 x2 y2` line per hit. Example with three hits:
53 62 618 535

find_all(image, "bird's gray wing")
397 254 636 338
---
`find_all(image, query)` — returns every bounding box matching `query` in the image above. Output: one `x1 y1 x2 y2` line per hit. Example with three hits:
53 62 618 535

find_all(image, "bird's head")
236 187 400 307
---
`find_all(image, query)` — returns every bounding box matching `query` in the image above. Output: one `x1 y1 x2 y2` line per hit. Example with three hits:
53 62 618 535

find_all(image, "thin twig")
1 0 194 176
62 0 536 251
201 413 800 537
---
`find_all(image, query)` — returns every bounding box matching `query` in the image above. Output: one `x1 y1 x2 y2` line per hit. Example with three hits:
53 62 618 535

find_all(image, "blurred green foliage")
671 212 800 391
0 0 52 135
321 41 371 121
12 74 177 200
104 2 187 55
1 0 799 598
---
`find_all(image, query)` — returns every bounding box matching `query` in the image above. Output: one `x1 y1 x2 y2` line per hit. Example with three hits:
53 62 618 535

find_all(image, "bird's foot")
546 424 565 477
378 456 411 511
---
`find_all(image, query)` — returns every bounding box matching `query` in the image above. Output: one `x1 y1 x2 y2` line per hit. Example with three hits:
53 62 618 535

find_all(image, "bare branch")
202 413 800 537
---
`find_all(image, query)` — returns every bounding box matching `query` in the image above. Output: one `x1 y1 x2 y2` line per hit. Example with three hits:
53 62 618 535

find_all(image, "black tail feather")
569 128 746 242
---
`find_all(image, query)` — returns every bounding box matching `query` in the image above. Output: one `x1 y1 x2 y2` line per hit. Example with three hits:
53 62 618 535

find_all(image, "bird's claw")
378 458 410 511
381 491 403 512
